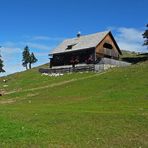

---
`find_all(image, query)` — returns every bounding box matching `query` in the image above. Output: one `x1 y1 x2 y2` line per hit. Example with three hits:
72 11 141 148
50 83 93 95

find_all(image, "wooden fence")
39 65 95 74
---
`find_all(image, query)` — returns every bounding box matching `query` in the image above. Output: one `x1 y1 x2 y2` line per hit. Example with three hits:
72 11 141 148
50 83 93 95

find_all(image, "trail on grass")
5 72 106 95
0 99 16 104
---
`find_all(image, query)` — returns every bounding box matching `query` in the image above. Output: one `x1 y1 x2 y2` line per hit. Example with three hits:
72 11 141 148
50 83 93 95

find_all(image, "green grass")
0 62 148 147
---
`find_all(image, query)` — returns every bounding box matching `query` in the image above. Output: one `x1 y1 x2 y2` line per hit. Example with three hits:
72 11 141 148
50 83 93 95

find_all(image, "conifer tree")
142 24 148 47
22 46 38 69
0 53 5 73
28 52 38 69
22 46 30 70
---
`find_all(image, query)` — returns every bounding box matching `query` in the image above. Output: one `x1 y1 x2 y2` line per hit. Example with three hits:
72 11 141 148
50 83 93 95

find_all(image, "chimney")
77 31 81 38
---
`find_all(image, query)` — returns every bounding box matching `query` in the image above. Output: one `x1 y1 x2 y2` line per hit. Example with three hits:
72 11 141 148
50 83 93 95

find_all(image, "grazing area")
0 62 148 147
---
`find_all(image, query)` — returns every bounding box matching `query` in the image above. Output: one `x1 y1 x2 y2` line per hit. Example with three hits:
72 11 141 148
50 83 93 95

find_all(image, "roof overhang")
49 47 95 56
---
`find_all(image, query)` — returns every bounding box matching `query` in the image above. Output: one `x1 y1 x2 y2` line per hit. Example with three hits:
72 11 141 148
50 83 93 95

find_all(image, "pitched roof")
50 31 110 55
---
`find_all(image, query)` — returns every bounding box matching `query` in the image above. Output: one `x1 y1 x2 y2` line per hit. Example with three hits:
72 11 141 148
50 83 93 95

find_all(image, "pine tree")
22 46 30 70
28 52 38 69
0 54 5 73
142 24 148 47
22 46 38 70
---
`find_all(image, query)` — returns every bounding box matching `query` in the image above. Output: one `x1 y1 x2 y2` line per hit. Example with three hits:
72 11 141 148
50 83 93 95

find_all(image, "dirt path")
5 72 106 95
0 99 16 104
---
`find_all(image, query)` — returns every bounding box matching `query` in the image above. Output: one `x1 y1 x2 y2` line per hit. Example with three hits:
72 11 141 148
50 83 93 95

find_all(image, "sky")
0 0 148 76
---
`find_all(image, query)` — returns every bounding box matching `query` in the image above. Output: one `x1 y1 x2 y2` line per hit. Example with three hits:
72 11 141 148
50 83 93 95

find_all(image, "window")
66 43 77 50
103 43 113 49
66 45 73 50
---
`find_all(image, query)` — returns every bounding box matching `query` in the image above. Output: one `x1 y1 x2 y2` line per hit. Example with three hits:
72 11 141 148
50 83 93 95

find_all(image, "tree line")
0 24 148 73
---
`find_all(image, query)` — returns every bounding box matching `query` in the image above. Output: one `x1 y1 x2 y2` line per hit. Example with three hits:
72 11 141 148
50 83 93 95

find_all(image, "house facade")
49 31 122 68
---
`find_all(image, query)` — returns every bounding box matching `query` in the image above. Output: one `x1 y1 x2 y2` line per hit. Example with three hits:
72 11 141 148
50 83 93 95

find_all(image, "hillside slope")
0 62 148 147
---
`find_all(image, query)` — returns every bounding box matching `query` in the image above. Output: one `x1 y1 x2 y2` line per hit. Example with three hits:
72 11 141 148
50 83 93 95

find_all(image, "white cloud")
1 47 21 54
1 63 24 77
0 33 66 76
117 27 143 43
0 34 63 76
113 27 147 52
0 41 52 76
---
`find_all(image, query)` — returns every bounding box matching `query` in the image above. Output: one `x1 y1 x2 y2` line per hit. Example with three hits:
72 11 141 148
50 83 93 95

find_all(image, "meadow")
0 62 148 147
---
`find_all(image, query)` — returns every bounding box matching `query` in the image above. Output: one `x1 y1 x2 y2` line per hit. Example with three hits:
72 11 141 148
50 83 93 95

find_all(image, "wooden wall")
95 34 120 59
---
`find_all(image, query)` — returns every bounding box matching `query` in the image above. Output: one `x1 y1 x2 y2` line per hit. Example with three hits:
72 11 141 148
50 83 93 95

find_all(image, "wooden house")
49 31 122 68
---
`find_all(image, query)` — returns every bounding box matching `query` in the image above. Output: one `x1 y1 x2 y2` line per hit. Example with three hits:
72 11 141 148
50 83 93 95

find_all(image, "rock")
3 79 7 83
3 85 8 88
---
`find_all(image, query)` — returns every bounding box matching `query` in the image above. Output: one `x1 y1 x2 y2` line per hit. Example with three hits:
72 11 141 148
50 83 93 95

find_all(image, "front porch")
39 58 131 74
50 48 96 67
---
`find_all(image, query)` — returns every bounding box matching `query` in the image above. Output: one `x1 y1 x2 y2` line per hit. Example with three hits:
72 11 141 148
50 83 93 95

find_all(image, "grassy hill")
0 62 148 147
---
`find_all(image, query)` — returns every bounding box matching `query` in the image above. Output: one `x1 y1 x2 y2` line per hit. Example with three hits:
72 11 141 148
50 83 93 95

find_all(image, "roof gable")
96 31 122 55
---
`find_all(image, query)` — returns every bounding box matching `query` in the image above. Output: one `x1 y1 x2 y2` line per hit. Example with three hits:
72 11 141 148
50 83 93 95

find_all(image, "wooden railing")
39 65 95 74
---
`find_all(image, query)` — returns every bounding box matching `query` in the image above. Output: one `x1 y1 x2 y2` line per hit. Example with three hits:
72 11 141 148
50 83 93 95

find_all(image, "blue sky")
0 0 148 76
